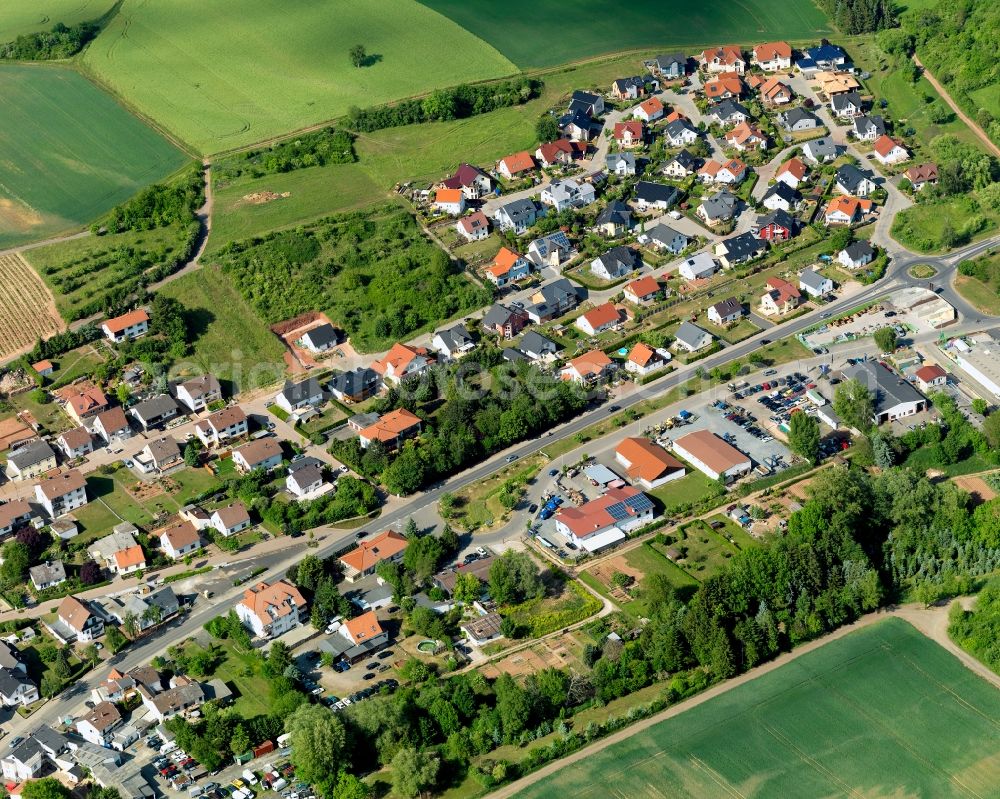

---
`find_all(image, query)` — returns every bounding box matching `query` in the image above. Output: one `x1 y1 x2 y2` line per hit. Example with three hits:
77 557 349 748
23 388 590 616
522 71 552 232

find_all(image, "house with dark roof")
525 279 580 323
838 240 876 269
646 223 689 253
298 323 340 353
635 181 681 212
706 99 750 127
853 115 887 142
606 152 637 176
831 91 864 119
803 137 839 164
673 321 713 353
174 374 222 412
482 304 528 339
799 268 834 298
697 190 739 225
653 53 687 78
5 440 56 481
527 231 573 268
569 90 604 117
327 366 382 402
492 198 537 234
432 325 476 360
835 164 877 197
761 180 800 212
440 163 493 199
708 297 745 325
663 149 698 178
519 331 561 361
560 108 594 141
842 361 926 425
591 246 643 280
779 107 821 131
715 232 767 268
664 118 699 147
755 209 798 242
595 200 632 236
275 377 324 414
129 394 179 431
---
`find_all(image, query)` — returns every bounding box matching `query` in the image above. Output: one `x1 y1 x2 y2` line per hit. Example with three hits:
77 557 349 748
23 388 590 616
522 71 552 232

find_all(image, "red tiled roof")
498 151 535 175
434 188 463 205
579 303 621 330
777 157 807 180
753 41 792 61
616 437 684 483
340 531 408 574
915 364 946 382
626 275 659 298
343 610 383 644
359 409 421 443
103 309 149 334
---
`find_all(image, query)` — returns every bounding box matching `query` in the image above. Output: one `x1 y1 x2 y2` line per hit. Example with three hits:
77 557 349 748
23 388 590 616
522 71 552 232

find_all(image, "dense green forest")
214 127 356 185
819 0 894 33
215 207 491 352
0 20 99 59
899 0 1000 145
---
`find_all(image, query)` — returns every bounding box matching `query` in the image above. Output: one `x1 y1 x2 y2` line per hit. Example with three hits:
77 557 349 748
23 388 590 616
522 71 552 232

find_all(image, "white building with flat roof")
953 334 1000 398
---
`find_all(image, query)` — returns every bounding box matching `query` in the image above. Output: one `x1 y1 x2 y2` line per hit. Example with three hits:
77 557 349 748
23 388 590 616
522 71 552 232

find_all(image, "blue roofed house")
653 53 687 79
527 231 574 269
591 246 643 280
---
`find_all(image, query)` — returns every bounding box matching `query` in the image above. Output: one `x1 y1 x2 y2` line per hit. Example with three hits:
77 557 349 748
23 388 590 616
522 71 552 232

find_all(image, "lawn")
206 163 387 253
515 618 1000 799
157 265 288 393
24 224 183 321
500 579 602 638
0 64 190 248
449 455 546 532
953 250 1000 316
649 471 724 514
754 336 813 366
182 639 272 718
891 195 1000 254
421 0 831 69
622 543 698 610
671 518 741 577
79 0 517 154
0 0 117 37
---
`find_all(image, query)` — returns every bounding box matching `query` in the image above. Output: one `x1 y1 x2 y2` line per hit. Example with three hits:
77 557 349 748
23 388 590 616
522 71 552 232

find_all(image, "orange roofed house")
358 408 422 450
66 386 109 425
371 342 435 385
613 120 645 148
486 247 532 287
497 151 536 180
320 610 390 663
824 196 874 226
704 72 744 101
760 276 802 316
101 309 149 343
633 96 665 123
701 45 746 74
339 530 409 583
433 187 466 216
235 579 307 639
561 349 615 385
752 41 792 71
615 436 685 488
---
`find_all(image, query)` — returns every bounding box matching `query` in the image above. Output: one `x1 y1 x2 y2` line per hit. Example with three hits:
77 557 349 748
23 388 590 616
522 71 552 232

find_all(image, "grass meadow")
0 0 117 38
0 64 189 248
516 618 1000 799
420 0 831 68
157 266 287 391
80 0 517 154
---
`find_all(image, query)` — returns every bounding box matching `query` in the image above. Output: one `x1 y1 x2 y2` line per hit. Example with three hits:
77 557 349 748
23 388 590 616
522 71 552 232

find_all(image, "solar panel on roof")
627 494 655 513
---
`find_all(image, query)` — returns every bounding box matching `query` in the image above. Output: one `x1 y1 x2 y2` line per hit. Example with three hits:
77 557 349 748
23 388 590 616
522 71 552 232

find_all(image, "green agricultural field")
0 0 116 38
157 266 287 393
80 0 517 154
419 0 831 69
516 618 1000 799
0 64 189 248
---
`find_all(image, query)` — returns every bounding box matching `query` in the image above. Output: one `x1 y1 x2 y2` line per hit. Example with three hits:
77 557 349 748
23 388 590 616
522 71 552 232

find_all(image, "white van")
242 770 259 786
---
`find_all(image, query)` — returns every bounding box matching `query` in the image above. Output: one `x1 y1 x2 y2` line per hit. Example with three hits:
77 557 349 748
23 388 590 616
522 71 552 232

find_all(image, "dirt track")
914 56 1000 159
485 601 999 799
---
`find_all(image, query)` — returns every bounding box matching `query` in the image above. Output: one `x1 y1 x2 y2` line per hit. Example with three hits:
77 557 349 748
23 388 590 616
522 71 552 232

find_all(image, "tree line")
105 167 205 233
329 353 590 495
214 127 356 185
0 20 100 60
344 77 543 133
818 0 895 33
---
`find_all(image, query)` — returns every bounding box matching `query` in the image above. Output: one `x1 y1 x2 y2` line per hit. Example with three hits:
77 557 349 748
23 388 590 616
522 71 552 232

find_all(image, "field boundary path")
913 56 1000 160
150 159 214 289
484 602 997 799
